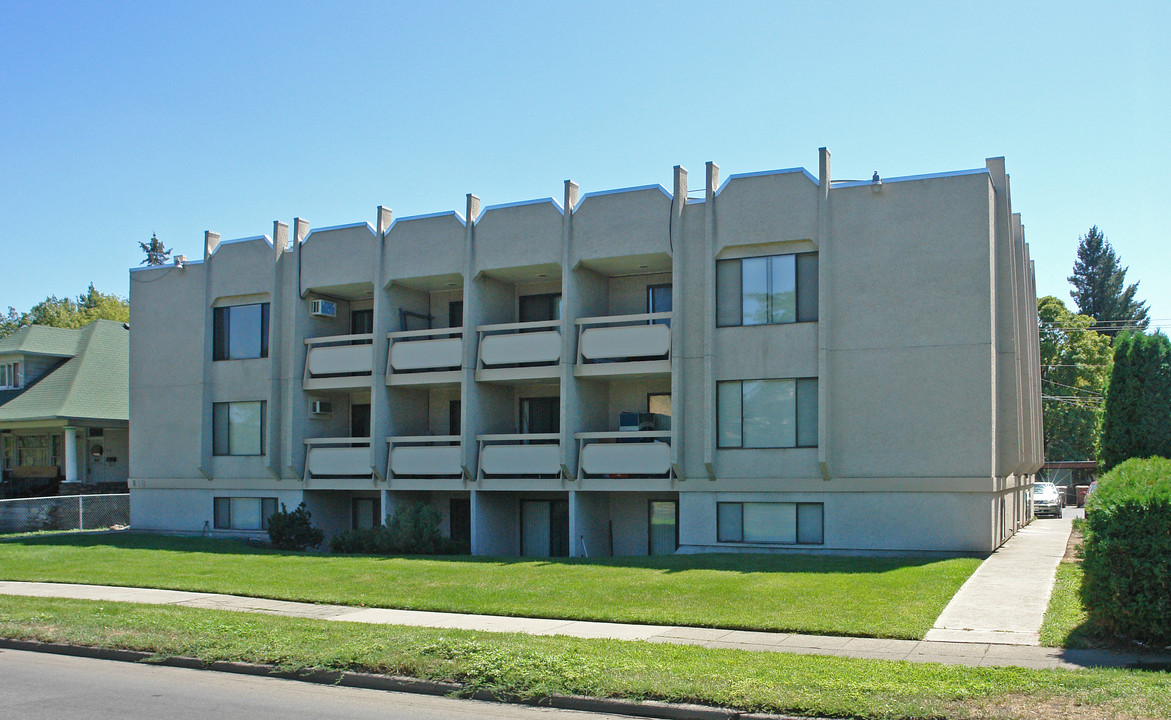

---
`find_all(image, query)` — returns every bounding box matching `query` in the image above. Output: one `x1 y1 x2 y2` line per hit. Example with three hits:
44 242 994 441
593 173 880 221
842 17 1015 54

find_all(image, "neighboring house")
129 149 1042 555
0 320 130 497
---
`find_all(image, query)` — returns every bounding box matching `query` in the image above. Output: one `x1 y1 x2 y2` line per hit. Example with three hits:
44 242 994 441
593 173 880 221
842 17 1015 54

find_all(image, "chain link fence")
0 493 129 534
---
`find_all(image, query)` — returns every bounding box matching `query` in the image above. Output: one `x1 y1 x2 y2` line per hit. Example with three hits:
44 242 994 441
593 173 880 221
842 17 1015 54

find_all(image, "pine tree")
1098 332 1171 472
1068 226 1150 337
139 232 172 266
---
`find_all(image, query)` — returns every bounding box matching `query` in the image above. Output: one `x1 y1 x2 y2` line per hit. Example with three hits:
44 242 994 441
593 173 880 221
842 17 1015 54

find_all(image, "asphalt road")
0 649 640 720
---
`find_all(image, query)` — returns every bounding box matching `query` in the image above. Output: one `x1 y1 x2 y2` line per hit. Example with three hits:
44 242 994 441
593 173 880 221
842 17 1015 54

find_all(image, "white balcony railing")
386 328 463 384
385 435 462 478
575 313 671 376
476 320 561 371
304 333 374 389
304 437 373 479
575 431 672 479
477 433 562 478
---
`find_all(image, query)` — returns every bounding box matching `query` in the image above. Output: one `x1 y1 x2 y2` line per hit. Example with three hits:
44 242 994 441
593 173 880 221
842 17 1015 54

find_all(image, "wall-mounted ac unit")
310 400 333 416
310 299 337 318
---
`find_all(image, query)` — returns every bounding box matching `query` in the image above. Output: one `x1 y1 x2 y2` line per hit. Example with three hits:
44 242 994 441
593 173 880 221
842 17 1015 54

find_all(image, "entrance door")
519 396 559 434
450 498 471 553
521 499 569 557
649 500 677 555
350 309 374 335
648 284 672 325
351 497 380 529
351 403 371 438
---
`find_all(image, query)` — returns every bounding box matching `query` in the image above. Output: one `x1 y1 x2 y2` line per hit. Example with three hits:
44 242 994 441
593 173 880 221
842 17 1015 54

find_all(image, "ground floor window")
717 501 823 545
214 496 277 531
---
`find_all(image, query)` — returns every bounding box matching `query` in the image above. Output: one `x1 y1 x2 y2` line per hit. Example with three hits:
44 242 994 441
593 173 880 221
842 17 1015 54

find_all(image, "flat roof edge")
832 167 990 189
479 197 564 215
716 167 818 195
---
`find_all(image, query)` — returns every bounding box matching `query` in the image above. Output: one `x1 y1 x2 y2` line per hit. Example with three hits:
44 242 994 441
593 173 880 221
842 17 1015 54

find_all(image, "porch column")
63 427 79 483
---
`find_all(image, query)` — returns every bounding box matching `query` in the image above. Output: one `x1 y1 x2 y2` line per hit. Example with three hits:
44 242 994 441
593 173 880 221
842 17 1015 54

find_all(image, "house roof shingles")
0 321 129 425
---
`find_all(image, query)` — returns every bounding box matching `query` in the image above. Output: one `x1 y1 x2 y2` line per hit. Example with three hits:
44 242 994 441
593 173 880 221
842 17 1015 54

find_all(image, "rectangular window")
448 300 464 329
212 401 265 456
213 303 270 360
214 496 278 530
0 362 18 389
717 379 817 448
716 253 817 327
717 502 823 545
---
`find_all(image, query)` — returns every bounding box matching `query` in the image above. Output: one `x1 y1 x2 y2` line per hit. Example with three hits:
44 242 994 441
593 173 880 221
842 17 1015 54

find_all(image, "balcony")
477 433 563 478
304 334 374 390
475 320 561 383
386 435 463 479
386 328 463 387
575 431 672 479
303 438 373 485
575 313 671 378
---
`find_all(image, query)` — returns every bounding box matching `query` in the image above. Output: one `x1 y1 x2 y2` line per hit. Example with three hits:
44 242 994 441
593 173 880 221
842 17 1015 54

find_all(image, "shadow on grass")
5 532 980 575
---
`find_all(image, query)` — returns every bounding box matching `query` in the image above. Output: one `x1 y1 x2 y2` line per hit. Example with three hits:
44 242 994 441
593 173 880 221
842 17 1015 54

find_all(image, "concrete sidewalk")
926 516 1073 645
2 579 1167 671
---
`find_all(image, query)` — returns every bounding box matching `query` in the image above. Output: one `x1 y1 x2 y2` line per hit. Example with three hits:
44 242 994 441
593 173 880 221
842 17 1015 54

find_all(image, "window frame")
716 501 824 545
0 361 19 389
716 378 818 449
212 401 266 456
716 252 817 327
212 302 271 361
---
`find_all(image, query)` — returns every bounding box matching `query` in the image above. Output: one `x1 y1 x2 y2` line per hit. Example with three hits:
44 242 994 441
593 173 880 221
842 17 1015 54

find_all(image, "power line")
1041 378 1104 396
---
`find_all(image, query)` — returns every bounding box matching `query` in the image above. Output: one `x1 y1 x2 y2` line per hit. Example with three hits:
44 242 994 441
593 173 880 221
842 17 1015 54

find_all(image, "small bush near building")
1081 456 1171 645
329 501 460 555
267 502 324 551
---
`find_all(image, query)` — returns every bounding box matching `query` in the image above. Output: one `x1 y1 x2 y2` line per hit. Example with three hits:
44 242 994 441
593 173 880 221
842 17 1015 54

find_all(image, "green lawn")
2 595 1168 720
0 533 981 639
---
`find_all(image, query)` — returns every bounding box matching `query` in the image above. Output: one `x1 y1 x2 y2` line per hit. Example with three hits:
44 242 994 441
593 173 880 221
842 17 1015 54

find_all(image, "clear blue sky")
2 1 1168 331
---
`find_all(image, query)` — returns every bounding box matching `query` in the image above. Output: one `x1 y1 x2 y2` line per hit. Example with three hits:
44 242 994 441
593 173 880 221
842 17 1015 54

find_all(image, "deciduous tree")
1038 296 1112 461
0 284 129 338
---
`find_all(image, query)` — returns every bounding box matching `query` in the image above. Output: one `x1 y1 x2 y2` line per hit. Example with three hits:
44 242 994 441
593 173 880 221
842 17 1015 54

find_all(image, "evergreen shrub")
329 501 463 555
1082 457 1171 644
267 502 324 551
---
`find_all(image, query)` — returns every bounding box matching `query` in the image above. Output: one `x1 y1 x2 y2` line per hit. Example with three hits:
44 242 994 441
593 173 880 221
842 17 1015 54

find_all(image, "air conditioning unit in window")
310 299 337 318
310 400 333 416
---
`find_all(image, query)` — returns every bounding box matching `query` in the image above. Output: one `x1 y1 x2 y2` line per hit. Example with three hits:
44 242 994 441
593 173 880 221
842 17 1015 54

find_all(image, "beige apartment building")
128 149 1042 556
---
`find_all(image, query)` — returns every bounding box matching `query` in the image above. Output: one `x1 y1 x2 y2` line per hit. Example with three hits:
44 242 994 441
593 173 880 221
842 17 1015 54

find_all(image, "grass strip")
0 533 981 639
2 595 1169 720
1040 562 1095 648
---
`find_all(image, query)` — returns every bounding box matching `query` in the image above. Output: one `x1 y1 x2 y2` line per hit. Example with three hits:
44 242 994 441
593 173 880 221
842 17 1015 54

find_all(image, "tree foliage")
1068 226 1149 337
1098 331 1171 472
0 283 129 339
139 232 172 266
1038 296 1112 461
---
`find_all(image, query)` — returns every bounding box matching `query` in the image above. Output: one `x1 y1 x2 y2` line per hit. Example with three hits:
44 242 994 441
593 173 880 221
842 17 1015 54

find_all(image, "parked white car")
1033 481 1064 518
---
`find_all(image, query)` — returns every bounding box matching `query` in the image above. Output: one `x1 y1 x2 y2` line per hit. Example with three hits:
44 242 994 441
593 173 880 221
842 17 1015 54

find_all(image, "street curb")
0 638 818 720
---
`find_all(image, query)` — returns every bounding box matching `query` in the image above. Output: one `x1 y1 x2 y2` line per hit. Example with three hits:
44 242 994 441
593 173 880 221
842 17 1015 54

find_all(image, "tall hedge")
1081 457 1171 644
1098 332 1171 473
